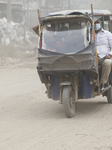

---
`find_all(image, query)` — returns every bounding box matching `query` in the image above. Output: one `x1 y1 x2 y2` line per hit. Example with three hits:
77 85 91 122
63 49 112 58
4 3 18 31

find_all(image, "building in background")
0 0 23 22
0 0 112 31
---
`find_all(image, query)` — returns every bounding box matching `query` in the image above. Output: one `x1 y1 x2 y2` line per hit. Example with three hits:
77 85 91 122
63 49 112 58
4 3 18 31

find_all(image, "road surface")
0 63 112 150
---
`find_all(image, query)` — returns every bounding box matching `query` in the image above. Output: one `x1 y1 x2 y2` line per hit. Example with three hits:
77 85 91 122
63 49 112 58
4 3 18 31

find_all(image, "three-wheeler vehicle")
33 8 112 118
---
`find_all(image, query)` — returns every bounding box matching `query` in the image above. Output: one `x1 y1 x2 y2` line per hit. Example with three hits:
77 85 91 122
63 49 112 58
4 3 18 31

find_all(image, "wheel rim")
69 93 75 107
69 91 75 114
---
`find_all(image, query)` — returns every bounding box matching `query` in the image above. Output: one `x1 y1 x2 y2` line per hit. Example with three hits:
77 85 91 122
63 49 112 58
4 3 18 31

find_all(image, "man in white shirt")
95 19 112 91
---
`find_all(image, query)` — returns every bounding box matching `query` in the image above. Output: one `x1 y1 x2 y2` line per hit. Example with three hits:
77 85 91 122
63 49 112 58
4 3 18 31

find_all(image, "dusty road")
0 63 112 150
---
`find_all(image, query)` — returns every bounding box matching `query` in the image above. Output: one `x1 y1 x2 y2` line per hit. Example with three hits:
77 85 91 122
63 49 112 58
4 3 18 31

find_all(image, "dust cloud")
1 1 112 150
0 0 112 67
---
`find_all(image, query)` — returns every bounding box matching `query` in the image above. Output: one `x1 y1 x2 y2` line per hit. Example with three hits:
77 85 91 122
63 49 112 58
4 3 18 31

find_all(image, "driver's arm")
32 25 39 36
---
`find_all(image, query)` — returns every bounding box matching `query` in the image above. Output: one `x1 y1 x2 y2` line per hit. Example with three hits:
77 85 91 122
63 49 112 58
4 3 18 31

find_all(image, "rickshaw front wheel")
107 86 112 103
62 86 76 118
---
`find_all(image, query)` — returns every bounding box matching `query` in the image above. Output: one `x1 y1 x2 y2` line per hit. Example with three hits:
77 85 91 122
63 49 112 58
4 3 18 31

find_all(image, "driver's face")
94 20 102 31
95 19 101 25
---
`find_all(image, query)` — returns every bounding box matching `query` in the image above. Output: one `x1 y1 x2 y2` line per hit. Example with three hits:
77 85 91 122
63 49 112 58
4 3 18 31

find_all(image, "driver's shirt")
95 28 112 58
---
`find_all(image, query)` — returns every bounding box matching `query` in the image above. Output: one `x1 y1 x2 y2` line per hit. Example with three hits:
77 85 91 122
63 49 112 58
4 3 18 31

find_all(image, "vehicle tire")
62 86 75 118
107 86 112 103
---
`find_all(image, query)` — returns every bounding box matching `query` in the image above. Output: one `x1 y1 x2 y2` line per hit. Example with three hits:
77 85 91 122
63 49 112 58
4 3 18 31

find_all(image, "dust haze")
1 1 112 150
0 0 112 66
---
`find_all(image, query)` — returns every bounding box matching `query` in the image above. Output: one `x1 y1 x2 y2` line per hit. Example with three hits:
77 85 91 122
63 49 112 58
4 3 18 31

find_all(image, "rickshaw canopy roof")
44 9 112 22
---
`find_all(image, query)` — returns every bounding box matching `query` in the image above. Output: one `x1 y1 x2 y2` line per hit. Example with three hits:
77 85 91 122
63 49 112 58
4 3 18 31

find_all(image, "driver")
45 24 62 52
95 19 112 91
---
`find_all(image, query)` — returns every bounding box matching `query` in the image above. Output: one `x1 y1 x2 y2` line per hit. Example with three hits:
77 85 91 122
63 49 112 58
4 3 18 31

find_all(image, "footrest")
101 85 111 94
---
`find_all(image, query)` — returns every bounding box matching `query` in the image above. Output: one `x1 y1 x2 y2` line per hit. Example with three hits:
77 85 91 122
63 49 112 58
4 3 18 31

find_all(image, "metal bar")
101 16 104 29
37 9 41 33
91 4 100 93
91 4 94 43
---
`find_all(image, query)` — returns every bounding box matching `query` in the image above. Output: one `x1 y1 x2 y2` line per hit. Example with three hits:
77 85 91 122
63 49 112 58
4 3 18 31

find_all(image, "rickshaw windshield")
42 18 91 54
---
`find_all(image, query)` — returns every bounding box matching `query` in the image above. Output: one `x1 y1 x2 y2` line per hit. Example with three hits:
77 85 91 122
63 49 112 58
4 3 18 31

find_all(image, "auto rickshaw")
33 7 112 118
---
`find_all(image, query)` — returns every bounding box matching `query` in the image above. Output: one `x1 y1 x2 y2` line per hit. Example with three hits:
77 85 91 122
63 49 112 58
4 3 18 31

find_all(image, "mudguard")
61 81 72 86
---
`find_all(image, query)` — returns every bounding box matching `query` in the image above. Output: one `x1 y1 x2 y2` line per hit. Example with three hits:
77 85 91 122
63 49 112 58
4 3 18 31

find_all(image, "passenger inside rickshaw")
42 19 91 53
62 22 85 53
43 24 63 52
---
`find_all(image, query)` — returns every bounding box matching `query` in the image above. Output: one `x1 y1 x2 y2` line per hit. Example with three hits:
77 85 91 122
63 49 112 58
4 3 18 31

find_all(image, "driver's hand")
104 55 112 59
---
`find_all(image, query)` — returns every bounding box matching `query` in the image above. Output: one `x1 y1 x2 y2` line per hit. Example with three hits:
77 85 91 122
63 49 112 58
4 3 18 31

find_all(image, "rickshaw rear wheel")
107 86 112 103
62 86 75 118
